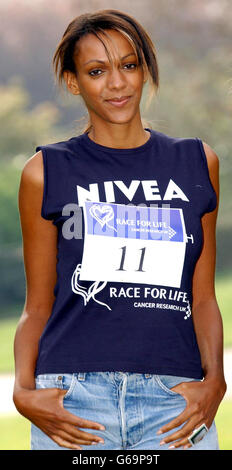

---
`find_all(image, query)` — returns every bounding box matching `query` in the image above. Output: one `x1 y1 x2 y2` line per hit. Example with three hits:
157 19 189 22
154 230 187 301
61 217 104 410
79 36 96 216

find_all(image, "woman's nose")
107 68 127 90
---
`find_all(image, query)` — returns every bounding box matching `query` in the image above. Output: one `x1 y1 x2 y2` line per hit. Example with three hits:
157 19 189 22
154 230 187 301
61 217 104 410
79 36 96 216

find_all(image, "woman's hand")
13 387 106 449
157 376 226 449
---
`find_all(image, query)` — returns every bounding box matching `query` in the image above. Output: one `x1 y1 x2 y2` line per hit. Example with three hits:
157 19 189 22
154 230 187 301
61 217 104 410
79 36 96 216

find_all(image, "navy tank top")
34 128 217 379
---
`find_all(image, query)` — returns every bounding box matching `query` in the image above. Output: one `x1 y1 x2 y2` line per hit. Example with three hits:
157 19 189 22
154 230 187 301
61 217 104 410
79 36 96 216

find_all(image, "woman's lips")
106 96 131 107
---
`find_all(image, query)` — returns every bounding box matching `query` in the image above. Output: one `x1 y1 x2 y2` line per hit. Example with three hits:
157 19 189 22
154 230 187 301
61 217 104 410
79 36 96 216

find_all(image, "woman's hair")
52 9 159 133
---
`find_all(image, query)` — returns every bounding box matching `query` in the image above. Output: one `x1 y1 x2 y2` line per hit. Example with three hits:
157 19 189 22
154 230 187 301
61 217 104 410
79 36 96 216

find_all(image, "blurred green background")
0 0 232 450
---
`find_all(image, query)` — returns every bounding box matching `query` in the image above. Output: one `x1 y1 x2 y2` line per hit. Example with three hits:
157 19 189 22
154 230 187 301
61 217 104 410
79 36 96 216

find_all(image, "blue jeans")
31 372 219 450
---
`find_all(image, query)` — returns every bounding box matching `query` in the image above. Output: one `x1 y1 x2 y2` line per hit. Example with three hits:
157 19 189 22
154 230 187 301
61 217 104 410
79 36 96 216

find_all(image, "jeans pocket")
35 373 77 399
155 375 202 397
35 374 59 390
62 374 77 400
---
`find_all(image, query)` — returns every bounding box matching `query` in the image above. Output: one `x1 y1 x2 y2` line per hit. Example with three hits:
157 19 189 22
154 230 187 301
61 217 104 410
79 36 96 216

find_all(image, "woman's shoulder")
20 150 44 188
151 128 198 148
153 130 219 167
20 134 78 183
201 141 219 171
34 134 80 154
200 141 219 194
18 151 46 223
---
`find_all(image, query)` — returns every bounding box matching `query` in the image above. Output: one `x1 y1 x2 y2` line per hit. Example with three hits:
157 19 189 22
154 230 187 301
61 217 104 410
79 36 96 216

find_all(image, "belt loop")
78 372 86 381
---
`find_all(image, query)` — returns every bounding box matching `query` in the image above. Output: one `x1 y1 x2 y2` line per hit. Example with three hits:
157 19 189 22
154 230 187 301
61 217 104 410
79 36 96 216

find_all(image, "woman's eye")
89 63 137 76
123 63 137 70
89 69 103 77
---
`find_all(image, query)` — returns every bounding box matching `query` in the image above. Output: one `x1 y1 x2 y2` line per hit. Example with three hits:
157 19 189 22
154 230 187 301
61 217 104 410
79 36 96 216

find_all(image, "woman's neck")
87 123 150 149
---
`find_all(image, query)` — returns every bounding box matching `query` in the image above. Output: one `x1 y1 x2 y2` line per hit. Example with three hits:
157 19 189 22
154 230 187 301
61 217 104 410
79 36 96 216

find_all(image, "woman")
13 9 226 451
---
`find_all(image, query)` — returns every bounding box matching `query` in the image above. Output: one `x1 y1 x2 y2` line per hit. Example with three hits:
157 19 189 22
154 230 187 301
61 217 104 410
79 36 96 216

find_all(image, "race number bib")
80 201 187 288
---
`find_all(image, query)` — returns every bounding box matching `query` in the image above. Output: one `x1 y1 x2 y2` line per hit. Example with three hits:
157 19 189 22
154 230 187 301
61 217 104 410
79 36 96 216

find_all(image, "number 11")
116 246 146 272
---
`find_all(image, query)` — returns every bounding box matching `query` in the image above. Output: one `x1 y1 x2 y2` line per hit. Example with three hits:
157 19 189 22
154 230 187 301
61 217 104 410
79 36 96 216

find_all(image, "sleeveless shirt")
34 128 217 379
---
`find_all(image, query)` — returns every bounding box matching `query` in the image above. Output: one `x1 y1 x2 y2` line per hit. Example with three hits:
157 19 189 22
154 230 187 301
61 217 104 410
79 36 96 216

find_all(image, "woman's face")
66 29 147 126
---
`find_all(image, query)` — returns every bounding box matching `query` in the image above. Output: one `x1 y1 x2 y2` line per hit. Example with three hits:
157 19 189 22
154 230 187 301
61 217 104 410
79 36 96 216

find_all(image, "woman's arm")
13 151 105 449
191 142 225 383
156 142 227 449
13 150 58 393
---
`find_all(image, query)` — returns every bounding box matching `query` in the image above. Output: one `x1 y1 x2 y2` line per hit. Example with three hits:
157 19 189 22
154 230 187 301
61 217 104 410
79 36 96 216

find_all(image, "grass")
0 317 19 374
0 414 31 450
215 399 232 450
0 399 231 450
215 273 232 347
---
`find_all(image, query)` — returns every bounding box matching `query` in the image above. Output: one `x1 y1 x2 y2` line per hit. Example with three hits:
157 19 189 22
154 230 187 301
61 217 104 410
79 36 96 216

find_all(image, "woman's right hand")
13 387 105 449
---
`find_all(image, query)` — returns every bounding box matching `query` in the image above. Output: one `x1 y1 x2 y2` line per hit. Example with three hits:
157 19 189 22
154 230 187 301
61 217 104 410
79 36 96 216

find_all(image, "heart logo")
89 204 116 231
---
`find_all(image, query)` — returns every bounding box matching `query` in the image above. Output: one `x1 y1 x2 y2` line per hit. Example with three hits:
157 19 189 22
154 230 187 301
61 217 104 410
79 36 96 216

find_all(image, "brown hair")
52 9 159 134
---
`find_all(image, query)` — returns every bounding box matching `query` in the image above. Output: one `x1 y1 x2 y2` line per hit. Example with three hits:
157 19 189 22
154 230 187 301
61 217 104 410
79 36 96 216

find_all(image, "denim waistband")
35 371 153 382
75 372 153 381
